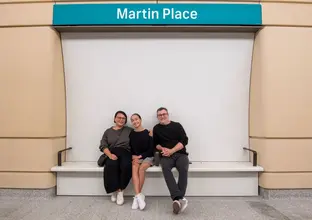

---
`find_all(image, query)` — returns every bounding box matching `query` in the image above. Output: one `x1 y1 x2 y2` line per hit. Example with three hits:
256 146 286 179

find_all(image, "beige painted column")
250 2 312 189
0 2 66 188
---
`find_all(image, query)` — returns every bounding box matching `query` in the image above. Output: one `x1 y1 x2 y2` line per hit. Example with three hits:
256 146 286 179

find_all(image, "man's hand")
161 148 173 157
110 154 118 160
156 145 163 151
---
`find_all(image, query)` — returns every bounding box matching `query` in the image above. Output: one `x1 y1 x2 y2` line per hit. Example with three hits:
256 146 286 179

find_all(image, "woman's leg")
139 162 151 192
119 151 133 191
132 162 140 195
103 159 120 194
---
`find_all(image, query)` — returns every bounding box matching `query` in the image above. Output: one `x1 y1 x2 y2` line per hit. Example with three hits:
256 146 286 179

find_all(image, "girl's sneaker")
132 197 139 209
136 193 146 210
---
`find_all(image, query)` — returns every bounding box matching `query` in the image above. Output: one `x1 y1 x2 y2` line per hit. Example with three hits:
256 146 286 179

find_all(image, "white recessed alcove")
52 32 264 197
61 32 253 163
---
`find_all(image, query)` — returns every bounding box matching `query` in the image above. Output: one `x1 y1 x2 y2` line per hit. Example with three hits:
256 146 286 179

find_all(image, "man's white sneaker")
116 191 124 205
111 192 117 202
180 198 188 212
137 193 146 210
131 197 139 209
172 200 181 214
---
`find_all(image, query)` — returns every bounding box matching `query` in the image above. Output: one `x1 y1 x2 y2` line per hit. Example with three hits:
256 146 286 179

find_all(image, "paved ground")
1 192 312 220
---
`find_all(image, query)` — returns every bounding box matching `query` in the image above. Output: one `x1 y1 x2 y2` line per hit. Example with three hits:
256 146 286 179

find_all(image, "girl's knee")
132 164 140 170
139 164 150 173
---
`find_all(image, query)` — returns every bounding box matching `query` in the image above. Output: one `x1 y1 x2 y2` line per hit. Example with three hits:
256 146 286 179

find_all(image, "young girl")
129 113 154 210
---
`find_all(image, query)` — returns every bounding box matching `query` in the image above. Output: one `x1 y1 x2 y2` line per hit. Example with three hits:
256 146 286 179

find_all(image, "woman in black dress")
99 111 133 205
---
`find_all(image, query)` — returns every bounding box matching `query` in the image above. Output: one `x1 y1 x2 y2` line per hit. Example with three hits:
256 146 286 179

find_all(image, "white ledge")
51 161 263 173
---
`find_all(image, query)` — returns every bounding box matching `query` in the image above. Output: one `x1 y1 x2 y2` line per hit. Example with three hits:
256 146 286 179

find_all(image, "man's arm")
170 142 184 154
177 122 188 146
168 123 188 155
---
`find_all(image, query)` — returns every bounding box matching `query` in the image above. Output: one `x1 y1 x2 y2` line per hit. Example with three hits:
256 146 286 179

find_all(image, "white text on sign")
117 8 198 20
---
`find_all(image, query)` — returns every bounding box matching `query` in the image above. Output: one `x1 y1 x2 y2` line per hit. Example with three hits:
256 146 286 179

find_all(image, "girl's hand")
132 155 142 160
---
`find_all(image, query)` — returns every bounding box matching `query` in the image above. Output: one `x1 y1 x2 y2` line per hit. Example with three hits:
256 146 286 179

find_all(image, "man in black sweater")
153 107 189 215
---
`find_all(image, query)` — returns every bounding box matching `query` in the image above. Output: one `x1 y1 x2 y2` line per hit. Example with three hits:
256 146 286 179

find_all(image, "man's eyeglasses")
157 113 168 117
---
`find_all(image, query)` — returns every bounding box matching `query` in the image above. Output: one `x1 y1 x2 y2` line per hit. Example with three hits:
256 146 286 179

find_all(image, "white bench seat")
51 161 263 173
51 161 263 196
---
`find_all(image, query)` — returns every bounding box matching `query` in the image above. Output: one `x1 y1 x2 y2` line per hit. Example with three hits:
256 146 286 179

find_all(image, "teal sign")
53 3 262 26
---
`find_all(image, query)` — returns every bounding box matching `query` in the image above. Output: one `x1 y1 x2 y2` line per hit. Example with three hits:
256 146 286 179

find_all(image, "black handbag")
153 151 161 166
97 127 124 167
97 154 108 167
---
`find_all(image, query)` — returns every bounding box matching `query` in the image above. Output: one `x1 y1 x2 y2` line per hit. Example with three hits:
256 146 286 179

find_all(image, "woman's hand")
110 154 118 160
104 148 117 160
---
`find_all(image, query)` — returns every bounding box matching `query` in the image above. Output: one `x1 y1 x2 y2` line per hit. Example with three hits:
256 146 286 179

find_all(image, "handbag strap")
109 127 125 150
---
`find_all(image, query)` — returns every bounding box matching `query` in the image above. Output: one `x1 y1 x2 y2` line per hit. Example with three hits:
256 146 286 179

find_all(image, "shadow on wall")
61 32 255 40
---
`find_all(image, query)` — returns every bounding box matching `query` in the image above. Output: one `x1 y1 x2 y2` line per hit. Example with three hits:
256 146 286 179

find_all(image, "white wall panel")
61 32 254 162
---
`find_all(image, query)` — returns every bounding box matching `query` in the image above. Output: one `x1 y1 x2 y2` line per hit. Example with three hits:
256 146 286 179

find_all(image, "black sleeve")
129 131 135 155
141 135 155 159
153 126 160 148
177 123 188 147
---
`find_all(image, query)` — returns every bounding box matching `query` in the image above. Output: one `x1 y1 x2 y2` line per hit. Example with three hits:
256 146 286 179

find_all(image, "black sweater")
129 129 154 159
153 121 188 155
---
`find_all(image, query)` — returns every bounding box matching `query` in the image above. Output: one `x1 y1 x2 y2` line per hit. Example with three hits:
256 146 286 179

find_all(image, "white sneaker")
111 192 117 202
131 197 139 210
136 193 146 210
139 193 145 201
180 198 188 212
116 191 124 205
172 200 181 214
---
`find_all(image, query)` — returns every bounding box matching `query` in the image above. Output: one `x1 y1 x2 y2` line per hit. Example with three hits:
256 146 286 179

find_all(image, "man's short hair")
156 107 168 113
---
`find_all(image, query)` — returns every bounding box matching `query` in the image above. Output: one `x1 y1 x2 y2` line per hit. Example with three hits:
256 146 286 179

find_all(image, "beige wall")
0 27 66 137
250 26 312 188
0 3 66 188
1 0 312 189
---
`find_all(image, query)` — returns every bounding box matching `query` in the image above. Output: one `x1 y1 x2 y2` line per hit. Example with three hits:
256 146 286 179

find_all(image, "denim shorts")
138 157 154 165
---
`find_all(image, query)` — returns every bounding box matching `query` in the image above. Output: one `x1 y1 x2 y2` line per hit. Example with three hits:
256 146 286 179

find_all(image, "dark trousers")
103 148 132 194
160 153 189 201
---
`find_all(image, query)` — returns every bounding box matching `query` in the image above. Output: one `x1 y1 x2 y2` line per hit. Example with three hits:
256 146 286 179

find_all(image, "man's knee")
176 164 188 173
160 158 172 171
176 155 189 172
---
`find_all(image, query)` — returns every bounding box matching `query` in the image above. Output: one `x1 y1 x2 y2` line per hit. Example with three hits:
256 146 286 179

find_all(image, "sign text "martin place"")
117 8 198 20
